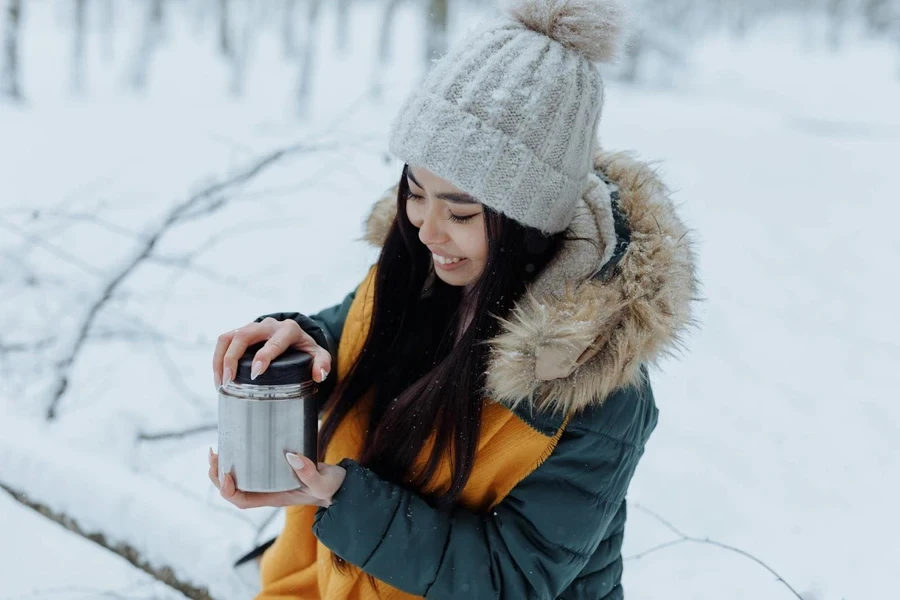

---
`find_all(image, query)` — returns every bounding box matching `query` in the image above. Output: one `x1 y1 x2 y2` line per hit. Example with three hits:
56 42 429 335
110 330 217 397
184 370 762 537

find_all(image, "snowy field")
1 2 899 599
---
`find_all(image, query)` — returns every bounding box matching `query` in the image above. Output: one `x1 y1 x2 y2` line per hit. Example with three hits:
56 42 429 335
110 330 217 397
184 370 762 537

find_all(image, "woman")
209 1 698 598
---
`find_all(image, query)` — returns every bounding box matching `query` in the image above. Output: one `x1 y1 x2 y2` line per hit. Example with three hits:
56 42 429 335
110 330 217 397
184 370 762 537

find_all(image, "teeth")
433 253 462 265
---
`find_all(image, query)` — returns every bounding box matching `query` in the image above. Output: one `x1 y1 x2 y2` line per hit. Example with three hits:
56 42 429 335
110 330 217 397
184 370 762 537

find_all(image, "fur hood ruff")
360 149 699 415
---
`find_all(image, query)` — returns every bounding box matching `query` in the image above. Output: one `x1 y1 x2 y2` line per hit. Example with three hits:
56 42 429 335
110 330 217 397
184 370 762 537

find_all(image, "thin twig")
45 140 338 420
137 424 216 442
628 502 804 599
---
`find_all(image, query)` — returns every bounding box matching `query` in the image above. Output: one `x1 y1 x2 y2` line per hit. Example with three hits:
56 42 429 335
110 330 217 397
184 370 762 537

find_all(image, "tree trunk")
425 0 449 64
129 0 164 90
335 0 350 56
0 0 23 101
827 0 845 50
100 0 115 64
370 0 404 100
71 0 87 94
296 0 322 117
218 0 231 57
283 0 297 57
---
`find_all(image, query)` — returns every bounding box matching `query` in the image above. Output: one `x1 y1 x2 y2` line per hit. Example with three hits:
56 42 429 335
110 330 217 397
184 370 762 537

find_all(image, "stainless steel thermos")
217 342 318 492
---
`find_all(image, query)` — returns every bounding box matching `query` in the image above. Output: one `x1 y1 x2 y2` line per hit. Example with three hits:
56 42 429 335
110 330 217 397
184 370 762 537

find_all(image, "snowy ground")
2 3 899 599
0 487 188 600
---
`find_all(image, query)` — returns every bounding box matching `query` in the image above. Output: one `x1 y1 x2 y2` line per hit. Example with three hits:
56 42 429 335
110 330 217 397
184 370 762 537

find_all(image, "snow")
2 2 899 599
0 487 189 599
0 412 262 599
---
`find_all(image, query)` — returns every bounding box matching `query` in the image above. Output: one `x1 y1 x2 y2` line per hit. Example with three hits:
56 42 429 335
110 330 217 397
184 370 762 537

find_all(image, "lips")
432 253 463 265
432 253 468 271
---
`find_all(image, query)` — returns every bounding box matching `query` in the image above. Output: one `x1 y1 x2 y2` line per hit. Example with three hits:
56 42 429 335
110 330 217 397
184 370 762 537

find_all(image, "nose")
418 205 449 247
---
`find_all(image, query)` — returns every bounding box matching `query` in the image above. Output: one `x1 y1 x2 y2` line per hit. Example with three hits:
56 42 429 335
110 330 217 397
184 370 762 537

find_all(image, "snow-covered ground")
1 3 898 599
0 487 189 600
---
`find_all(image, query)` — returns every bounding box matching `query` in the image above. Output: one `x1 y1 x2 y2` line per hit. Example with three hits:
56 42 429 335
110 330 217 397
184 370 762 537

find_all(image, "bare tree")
826 0 847 49
71 0 88 94
335 0 351 56
283 0 297 57
0 0 23 101
218 0 231 57
425 0 449 63
100 0 115 64
129 0 164 90
227 0 262 97
295 0 322 116
370 0 405 100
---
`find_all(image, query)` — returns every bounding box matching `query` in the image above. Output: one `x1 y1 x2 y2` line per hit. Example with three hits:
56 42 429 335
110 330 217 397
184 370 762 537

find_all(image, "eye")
404 189 423 202
448 213 475 224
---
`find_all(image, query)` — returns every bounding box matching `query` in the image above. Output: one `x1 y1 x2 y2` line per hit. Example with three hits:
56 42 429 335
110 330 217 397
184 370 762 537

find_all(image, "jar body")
217 381 318 493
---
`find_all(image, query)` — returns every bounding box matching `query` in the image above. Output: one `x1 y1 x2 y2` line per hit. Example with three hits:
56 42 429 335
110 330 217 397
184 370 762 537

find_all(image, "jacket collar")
361 149 699 415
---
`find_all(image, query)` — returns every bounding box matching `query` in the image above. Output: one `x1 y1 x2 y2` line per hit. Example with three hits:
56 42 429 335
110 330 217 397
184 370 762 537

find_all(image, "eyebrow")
406 167 479 205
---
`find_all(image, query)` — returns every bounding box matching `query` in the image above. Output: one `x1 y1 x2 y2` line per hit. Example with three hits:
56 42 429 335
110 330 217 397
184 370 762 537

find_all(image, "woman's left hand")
208 448 346 509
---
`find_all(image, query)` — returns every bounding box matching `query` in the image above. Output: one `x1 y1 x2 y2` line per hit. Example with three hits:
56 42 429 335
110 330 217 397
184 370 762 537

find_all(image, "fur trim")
361 149 700 415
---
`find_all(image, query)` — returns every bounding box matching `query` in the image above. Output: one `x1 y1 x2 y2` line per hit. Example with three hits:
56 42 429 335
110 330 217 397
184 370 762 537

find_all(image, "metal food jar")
217 342 318 492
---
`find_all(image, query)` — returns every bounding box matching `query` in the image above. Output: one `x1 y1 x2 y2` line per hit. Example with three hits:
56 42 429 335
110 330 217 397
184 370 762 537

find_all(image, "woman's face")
404 165 487 289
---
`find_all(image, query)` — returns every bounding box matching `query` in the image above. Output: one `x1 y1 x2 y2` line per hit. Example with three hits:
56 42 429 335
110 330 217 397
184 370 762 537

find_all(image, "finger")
285 453 328 497
286 325 333 384
252 322 333 384
208 464 220 489
212 331 236 389
248 322 296 381
218 475 318 509
222 323 270 386
208 449 220 489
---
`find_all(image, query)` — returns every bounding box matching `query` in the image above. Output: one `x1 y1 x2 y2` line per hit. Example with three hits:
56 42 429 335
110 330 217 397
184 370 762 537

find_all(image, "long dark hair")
319 165 590 576
317 164 579 575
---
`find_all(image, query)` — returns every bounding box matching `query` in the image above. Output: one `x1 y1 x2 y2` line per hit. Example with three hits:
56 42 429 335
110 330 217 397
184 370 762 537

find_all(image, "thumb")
285 453 326 495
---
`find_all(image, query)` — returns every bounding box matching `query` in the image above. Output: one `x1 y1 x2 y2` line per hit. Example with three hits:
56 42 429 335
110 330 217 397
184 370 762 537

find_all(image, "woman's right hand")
212 317 332 390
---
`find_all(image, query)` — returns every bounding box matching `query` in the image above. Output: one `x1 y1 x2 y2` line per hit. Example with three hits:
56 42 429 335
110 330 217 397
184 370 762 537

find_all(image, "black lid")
234 342 313 386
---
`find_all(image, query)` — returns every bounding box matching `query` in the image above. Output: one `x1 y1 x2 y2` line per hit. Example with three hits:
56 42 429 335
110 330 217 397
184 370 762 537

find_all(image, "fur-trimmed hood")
360 149 699 415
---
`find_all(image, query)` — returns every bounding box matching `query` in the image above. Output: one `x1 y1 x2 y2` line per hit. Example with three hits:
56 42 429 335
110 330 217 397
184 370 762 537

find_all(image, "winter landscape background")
1 1 899 599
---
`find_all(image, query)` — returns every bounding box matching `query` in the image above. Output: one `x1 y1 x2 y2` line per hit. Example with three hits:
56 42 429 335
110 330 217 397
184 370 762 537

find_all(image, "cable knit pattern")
388 0 628 234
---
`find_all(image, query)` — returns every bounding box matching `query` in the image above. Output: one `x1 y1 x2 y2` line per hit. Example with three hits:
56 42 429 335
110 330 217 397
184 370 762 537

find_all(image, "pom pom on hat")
498 0 630 63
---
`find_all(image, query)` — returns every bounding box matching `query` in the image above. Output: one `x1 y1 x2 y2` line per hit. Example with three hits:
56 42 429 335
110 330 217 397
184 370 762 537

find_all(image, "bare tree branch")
626 502 804 599
137 423 216 442
0 217 106 277
44 139 338 420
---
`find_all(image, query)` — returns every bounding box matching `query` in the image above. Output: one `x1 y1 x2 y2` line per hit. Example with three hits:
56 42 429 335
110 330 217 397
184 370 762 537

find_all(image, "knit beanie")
387 0 630 235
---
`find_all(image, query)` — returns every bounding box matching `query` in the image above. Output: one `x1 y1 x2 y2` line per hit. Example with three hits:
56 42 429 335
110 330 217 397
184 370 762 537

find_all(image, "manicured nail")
319 367 328 382
214 372 221 390
250 361 263 380
222 366 233 385
285 452 304 471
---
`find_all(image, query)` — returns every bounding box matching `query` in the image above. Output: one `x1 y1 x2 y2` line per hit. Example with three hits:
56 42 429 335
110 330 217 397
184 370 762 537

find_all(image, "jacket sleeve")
311 379 658 600
254 287 357 408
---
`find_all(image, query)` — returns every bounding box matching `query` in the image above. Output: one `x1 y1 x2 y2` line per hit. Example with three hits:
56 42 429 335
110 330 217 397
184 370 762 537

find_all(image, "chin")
434 268 471 286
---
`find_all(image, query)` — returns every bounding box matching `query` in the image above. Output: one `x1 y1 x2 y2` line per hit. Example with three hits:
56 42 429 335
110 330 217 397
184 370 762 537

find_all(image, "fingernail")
320 367 328 382
214 373 221 390
223 366 233 385
208 447 213 461
285 452 304 471
250 361 263 380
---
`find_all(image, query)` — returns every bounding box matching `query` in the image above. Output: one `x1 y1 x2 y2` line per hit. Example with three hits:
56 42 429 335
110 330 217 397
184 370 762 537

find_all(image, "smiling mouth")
432 253 464 265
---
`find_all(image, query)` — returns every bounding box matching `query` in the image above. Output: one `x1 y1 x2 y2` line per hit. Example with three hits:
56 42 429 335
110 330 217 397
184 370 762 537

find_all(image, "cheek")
457 228 488 262
406 203 424 228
